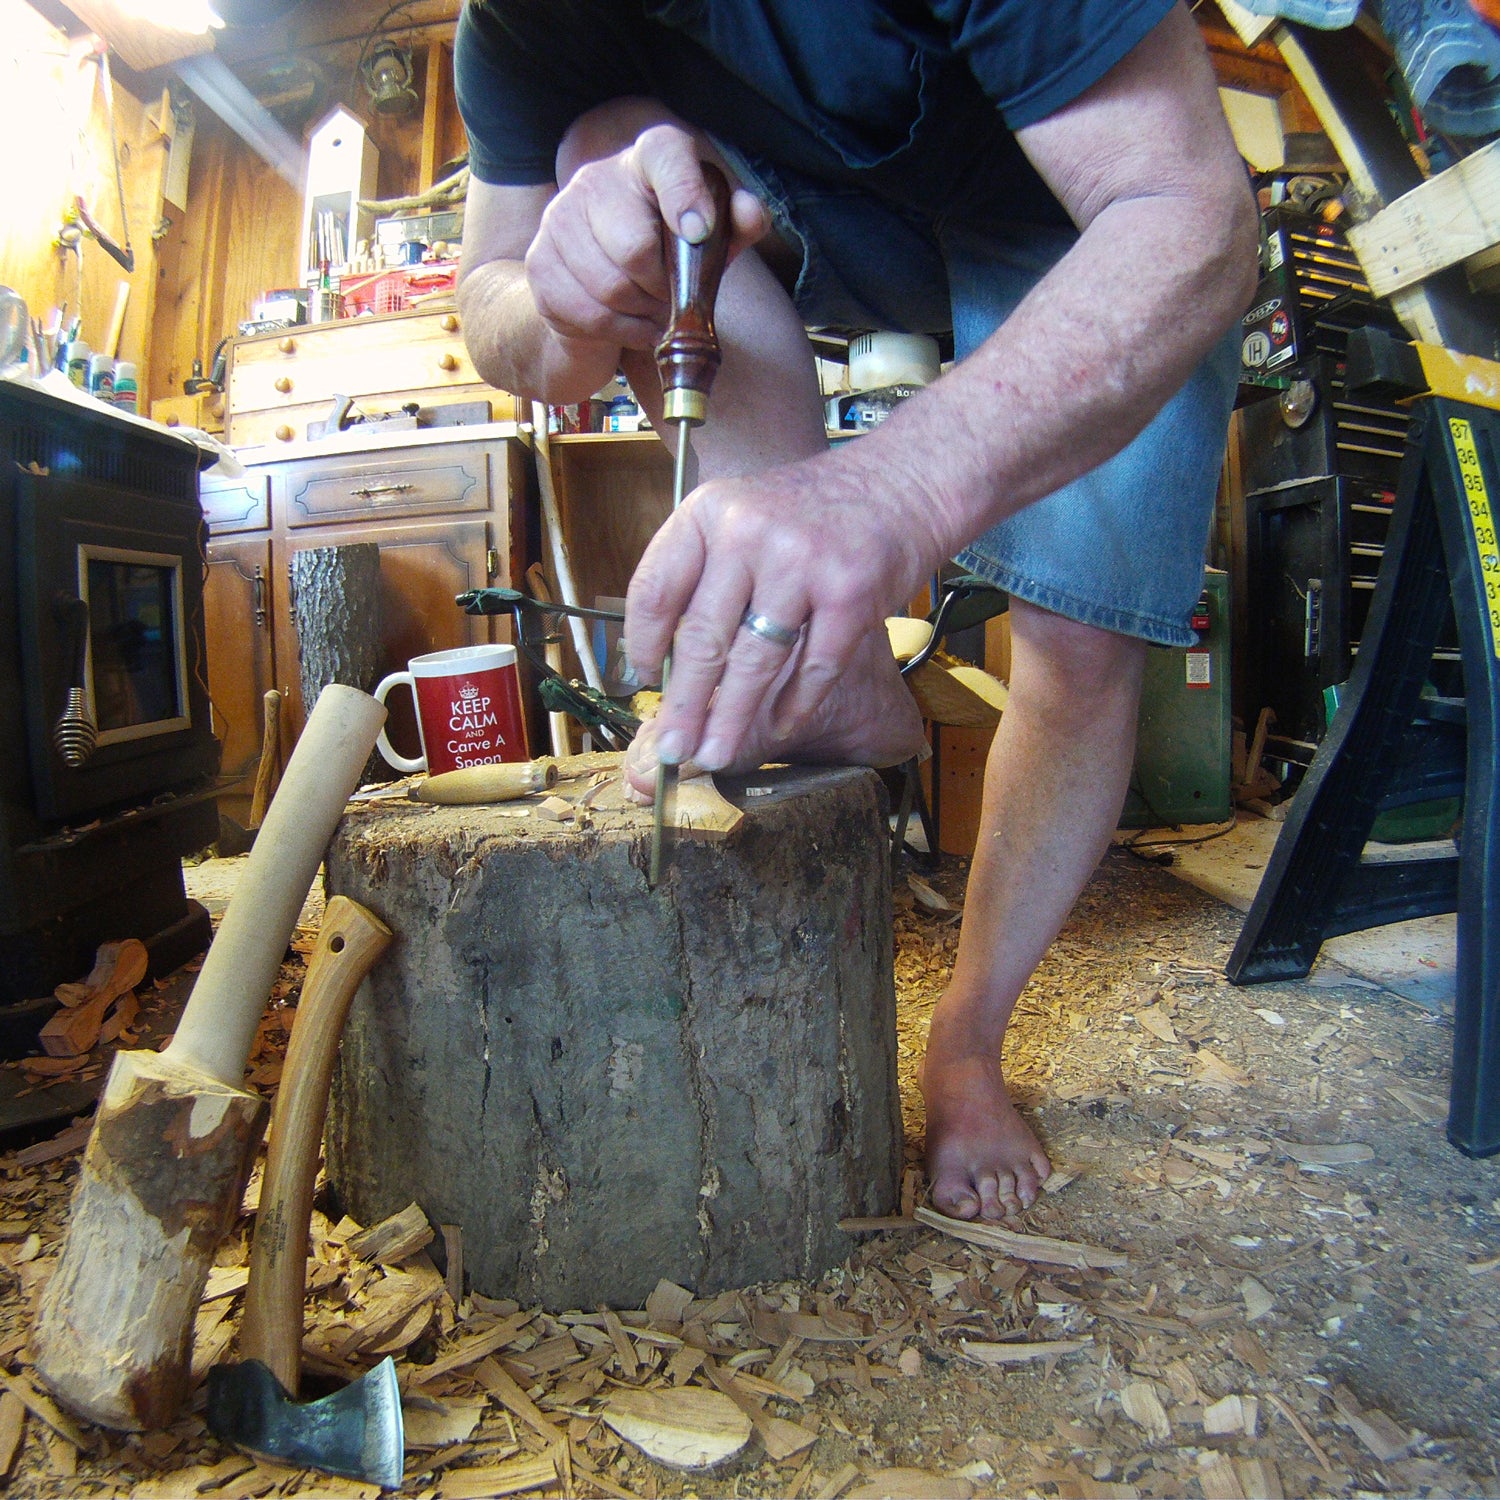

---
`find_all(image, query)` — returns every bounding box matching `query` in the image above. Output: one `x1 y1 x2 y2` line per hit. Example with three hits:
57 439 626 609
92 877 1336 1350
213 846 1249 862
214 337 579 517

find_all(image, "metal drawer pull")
351 481 416 500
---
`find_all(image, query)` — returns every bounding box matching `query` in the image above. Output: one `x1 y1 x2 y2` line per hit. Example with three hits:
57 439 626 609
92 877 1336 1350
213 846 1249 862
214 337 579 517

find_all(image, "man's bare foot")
921 1013 1052 1221
624 627 923 798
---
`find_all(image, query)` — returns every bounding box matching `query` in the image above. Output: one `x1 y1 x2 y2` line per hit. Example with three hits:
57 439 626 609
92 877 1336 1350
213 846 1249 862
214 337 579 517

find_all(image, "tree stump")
288 543 383 780
324 758 901 1311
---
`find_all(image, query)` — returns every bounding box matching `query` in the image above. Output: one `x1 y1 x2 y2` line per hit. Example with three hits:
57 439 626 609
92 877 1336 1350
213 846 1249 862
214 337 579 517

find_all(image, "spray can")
112 360 138 414
64 340 92 389
87 353 114 402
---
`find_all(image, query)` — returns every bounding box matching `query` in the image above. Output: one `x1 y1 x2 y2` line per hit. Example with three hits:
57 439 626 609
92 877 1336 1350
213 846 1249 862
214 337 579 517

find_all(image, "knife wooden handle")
654 161 732 425
413 760 558 805
238 895 392 1395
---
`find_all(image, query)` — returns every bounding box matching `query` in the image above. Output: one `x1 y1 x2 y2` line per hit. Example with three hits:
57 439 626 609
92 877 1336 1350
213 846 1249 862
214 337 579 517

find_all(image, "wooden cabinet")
225 307 522 448
200 424 534 823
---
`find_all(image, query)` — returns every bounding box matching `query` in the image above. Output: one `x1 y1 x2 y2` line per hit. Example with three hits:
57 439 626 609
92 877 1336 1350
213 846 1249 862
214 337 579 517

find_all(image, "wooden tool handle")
653 162 732 425
413 760 558 805
248 689 282 830
238 896 392 1395
168 684 386 1085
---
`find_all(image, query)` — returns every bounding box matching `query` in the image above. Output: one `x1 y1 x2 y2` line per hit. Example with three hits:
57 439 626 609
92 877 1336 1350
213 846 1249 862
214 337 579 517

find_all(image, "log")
288 544 383 779
325 757 900 1311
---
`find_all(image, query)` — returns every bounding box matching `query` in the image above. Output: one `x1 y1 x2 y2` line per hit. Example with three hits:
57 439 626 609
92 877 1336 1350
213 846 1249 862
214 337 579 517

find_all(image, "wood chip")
601 1386 751 1470
1235 1457 1283 1500
406 1311 533 1385
473 1356 565 1443
600 1305 640 1378
1203 1393 1247 1436
1331 1384 1414 1462
960 1337 1092 1366
535 795 575 822
402 1396 485 1448
645 1278 695 1327
0 1391 24 1480
846 1468 974 1499
346 1201 434 1264
1239 1276 1274 1322
11 1122 92 1168
1189 1049 1253 1091
913 1206 1126 1268
703 1358 818 1461
813 1461 861 1500
1135 1004 1179 1044
434 1453 557 1498
1276 1139 1375 1166
1266 1393 1337 1476
0 1370 91 1453
1119 1379 1171 1441
1198 1451 1246 1500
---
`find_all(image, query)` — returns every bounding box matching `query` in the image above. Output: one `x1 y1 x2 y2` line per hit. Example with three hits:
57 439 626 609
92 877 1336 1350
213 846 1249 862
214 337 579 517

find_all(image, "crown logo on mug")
460 683 481 701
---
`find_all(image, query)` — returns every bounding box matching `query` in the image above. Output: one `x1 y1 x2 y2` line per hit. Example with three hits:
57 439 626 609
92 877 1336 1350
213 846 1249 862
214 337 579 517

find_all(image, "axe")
208 895 404 1490
30 685 388 1430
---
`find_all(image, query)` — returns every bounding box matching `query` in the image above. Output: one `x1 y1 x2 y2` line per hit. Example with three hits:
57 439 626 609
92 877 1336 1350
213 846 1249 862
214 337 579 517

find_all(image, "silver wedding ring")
739 609 800 648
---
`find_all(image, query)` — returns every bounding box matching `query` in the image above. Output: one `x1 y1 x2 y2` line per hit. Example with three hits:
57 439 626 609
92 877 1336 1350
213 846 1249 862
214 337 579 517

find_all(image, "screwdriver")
649 162 733 887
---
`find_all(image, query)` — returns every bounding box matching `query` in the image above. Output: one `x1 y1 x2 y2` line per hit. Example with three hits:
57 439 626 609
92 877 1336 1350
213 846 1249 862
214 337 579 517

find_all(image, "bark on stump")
288 543 383 781
324 759 901 1311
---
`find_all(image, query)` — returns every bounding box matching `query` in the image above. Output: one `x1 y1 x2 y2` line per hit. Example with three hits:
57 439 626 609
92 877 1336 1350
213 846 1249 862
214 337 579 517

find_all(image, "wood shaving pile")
0 850 1495 1497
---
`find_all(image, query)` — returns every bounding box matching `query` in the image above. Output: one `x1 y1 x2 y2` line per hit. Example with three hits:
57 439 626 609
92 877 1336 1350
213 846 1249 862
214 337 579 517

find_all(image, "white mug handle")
372 671 426 773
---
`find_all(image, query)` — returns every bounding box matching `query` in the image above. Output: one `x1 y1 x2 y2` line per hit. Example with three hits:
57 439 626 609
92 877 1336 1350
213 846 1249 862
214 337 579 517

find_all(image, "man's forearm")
853 187 1258 564
457 258 623 406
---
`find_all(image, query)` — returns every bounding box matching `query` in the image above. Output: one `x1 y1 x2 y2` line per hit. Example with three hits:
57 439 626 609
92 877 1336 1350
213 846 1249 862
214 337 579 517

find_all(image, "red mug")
373 643 528 774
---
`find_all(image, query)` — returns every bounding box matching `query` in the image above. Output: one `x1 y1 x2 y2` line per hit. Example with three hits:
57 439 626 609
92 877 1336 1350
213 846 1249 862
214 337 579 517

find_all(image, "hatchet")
30 684 388 1431
207 895 404 1491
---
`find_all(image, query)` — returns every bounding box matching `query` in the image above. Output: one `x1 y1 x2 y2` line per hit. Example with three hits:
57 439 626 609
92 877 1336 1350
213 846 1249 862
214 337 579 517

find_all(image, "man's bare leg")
922 599 1146 1220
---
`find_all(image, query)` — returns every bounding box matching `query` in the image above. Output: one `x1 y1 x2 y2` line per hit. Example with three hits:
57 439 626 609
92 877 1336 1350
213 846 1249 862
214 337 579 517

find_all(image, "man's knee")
1009 601 1147 710
556 97 685 183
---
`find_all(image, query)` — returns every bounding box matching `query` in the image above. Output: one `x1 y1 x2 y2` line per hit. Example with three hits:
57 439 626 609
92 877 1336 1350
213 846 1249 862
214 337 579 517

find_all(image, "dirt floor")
1 842 1496 1499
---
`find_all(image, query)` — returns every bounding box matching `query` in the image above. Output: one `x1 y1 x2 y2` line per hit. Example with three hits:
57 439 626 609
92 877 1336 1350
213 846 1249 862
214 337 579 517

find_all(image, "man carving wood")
453 1 1259 1221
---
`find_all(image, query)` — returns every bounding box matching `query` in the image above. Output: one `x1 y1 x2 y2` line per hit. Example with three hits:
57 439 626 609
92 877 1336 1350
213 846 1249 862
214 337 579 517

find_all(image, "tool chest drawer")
198 472 270 535
283 448 491 527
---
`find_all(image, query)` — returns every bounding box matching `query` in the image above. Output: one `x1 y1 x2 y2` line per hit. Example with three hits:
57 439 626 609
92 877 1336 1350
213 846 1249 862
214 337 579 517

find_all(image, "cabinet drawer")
228 308 489 416
284 450 490 527
200 473 270 534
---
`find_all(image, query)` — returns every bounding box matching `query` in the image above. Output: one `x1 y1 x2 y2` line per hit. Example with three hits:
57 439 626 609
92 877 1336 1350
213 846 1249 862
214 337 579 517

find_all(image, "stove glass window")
82 548 189 740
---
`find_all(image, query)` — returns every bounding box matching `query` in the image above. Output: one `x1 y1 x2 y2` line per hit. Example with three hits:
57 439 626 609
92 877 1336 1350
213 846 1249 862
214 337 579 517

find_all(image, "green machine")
1119 568 1231 827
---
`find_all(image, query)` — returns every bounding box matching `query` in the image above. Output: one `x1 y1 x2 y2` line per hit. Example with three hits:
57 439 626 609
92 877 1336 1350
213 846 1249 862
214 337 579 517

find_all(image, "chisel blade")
648 421 695 887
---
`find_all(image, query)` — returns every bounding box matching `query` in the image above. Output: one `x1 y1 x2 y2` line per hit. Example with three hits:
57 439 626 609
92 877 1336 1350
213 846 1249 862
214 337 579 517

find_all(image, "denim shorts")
715 141 1241 647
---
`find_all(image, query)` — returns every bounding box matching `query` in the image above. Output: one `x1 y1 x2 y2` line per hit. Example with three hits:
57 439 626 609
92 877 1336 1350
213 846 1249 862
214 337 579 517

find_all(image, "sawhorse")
1227 333 1500 1159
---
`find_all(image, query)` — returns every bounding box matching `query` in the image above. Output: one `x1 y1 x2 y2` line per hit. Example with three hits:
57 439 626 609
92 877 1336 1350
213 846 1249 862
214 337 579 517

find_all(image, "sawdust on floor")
0 849 1495 1498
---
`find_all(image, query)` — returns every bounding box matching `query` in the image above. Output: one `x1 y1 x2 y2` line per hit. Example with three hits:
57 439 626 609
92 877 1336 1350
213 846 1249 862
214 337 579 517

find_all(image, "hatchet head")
206 1356 404 1490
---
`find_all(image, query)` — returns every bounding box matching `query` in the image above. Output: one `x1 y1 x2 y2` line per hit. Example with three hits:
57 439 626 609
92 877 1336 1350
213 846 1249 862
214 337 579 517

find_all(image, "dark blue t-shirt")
456 0 1173 220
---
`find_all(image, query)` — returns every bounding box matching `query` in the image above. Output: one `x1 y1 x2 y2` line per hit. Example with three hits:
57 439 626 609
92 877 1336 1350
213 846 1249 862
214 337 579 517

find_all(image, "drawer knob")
275 424 294 442
441 313 459 332
164 415 181 427
274 375 294 394
277 336 297 354
438 352 460 372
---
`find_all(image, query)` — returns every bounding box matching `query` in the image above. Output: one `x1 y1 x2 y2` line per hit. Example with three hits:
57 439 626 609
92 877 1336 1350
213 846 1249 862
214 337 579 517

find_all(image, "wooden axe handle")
168 684 386 1086
248 689 282 830
238 896 392 1395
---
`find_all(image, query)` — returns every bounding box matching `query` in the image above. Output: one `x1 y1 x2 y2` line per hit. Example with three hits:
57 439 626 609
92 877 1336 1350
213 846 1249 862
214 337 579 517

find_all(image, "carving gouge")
650 162 732 886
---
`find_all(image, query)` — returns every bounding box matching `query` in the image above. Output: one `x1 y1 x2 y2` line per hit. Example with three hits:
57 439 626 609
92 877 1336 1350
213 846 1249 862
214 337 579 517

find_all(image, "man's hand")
457 119 765 404
526 123 766 357
625 434 945 771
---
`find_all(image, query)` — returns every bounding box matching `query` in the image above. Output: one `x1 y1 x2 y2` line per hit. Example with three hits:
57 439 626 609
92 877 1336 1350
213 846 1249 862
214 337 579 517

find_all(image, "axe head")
206 1357 404 1490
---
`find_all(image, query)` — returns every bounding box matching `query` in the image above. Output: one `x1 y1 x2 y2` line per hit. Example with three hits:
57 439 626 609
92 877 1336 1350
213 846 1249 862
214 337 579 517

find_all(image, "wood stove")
1 382 220 1041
